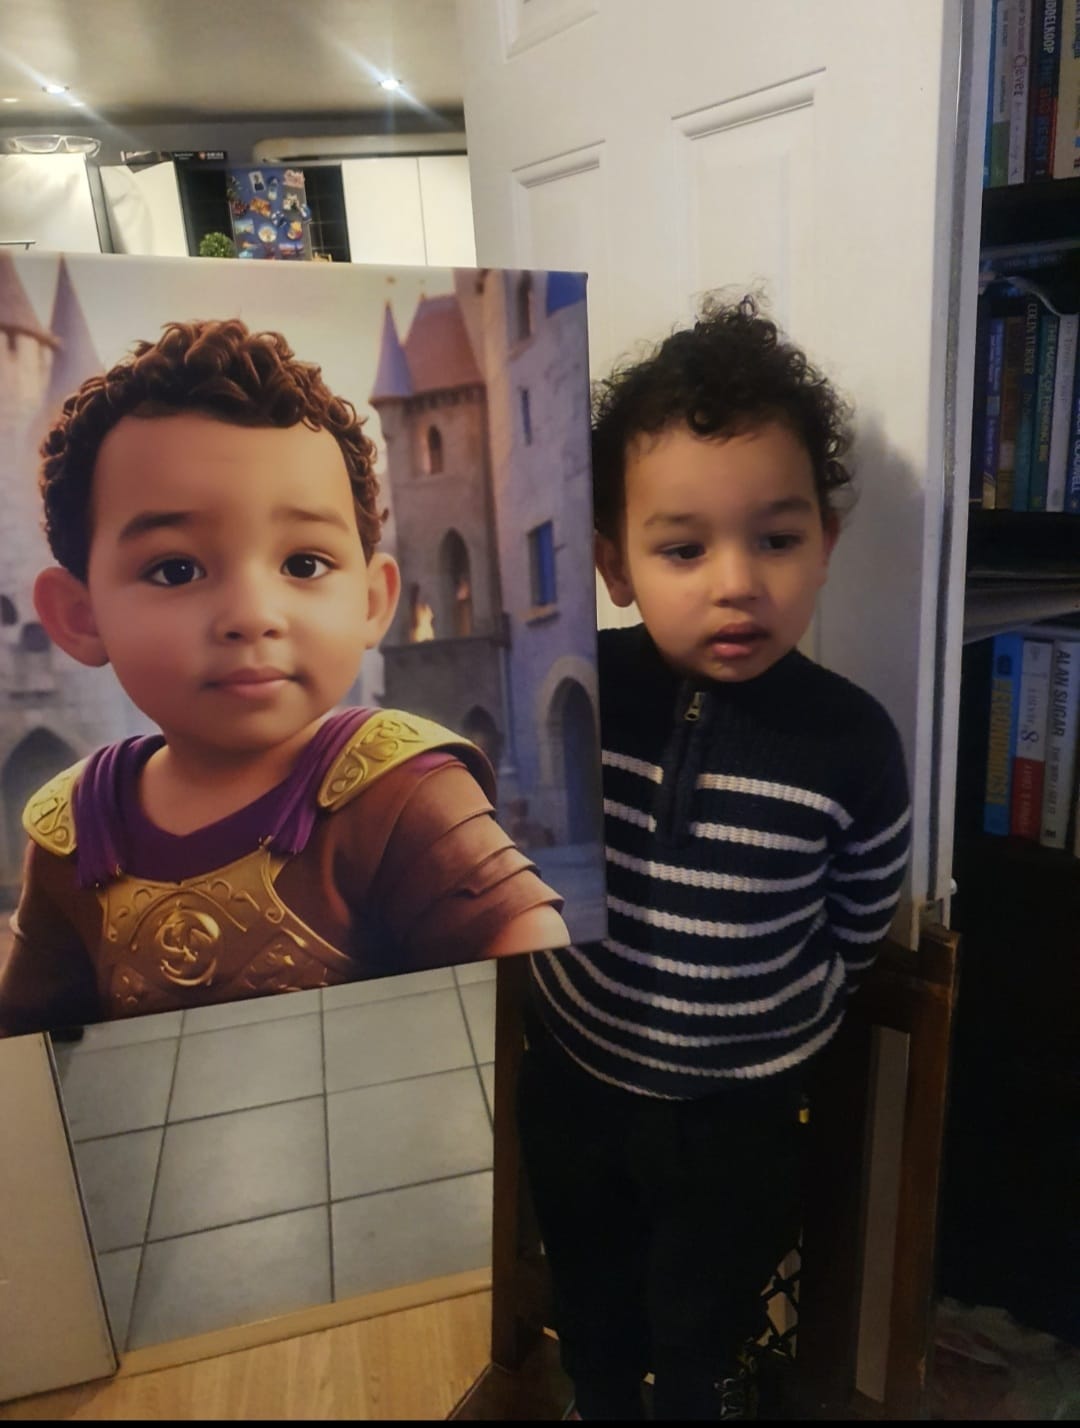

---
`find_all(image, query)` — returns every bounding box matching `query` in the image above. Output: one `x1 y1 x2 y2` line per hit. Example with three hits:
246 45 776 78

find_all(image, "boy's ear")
361 552 401 648
33 566 109 668
594 532 635 608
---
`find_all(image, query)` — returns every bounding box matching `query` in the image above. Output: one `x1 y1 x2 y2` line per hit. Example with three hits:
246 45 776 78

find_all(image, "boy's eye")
759 532 803 552
145 558 204 587
660 543 705 562
283 552 332 579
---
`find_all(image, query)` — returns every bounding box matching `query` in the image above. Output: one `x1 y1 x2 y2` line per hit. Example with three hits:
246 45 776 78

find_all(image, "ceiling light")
2 97 19 104
379 76 402 91
42 83 68 95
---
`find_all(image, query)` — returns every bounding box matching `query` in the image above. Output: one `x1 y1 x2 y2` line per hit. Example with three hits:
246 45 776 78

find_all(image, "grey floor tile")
74 1127 163 1253
479 1063 495 1124
59 1039 179 1142
72 1012 184 1054
95 1247 141 1353
168 1013 323 1122
148 1097 327 1241
332 1171 494 1299
459 980 497 1063
181 988 321 1035
328 1068 492 1201
323 967 455 1008
453 960 497 986
128 1206 331 1350
323 990 473 1094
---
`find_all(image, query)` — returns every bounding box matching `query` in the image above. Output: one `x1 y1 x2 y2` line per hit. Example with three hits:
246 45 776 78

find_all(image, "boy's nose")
212 576 287 642
708 548 760 604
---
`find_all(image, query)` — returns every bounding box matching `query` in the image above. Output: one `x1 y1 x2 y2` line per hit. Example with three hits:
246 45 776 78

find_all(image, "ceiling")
0 0 465 127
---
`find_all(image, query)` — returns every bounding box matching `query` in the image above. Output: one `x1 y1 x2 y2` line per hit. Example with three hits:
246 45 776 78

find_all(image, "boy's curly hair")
40 317 383 579
591 295 855 539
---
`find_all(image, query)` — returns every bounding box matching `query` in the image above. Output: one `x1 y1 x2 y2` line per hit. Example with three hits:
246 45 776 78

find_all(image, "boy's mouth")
706 625 767 659
208 667 295 696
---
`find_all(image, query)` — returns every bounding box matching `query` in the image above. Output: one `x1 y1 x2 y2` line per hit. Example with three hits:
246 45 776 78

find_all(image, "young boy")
0 317 567 1037
517 298 912 1420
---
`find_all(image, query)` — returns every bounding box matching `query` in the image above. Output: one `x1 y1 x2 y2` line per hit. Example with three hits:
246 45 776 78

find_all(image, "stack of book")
982 628 1080 853
971 244 1080 511
985 0 1080 187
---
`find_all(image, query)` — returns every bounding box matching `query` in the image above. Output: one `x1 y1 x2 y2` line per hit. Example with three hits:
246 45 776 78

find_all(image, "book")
1053 0 1080 177
1008 0 1034 183
1040 639 1080 847
982 315 1007 509
1011 295 1042 508
1066 353 1080 512
990 0 1013 186
1028 306 1059 509
983 631 1025 835
1027 0 1062 179
1010 638 1053 839
971 298 991 505
996 306 1027 507
1047 311 1078 510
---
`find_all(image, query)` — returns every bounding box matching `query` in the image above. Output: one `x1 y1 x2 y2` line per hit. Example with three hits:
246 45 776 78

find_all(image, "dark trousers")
517 1012 807 1419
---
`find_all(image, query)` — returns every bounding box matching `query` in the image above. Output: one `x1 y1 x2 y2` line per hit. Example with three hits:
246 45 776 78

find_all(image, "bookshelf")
942 20 1080 1344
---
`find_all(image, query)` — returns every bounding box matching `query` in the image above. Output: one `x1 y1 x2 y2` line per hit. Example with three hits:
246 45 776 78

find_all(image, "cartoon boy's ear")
33 567 109 668
594 532 635 608
360 552 401 649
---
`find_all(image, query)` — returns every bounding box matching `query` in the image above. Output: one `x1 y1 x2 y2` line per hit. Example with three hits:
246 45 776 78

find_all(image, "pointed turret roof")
370 302 413 403
45 258 101 407
403 294 482 397
0 252 55 346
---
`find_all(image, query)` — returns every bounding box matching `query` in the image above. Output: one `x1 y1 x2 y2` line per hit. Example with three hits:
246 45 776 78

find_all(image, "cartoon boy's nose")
212 574 288 642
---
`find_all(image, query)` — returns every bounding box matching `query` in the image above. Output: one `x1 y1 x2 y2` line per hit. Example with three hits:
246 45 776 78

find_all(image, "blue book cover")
985 0 999 187
984 632 1024 836
982 315 1007 509
1027 0 1061 180
1028 308 1058 509
1066 357 1080 512
1011 296 1042 510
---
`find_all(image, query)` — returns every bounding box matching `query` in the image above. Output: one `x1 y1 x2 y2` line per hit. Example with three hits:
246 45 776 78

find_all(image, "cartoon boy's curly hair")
39 317 383 579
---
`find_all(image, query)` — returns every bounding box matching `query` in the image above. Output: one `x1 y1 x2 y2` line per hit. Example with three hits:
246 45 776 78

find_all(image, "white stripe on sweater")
547 944 831 1016
534 967 845 1082
689 820 826 853
595 919 827 980
829 849 909 883
608 893 824 940
834 921 894 944
844 804 911 854
829 887 902 917
604 798 657 831
602 749 663 783
543 951 846 1047
696 772 853 828
606 845 827 894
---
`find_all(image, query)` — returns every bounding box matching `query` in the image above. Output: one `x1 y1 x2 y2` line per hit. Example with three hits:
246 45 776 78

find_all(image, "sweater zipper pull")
684 690 704 723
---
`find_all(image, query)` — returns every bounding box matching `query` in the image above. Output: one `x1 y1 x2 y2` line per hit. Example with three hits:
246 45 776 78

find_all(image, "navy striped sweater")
530 625 912 1099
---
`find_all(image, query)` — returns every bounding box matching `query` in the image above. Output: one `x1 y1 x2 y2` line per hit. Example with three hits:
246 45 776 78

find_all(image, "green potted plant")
198 231 235 258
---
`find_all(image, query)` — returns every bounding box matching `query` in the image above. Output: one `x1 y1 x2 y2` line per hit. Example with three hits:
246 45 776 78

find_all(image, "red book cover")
1010 640 1053 839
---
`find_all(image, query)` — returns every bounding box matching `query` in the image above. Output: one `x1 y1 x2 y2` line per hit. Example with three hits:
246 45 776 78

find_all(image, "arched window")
426 424 444 475
19 622 50 653
0 595 16 626
438 529 473 637
463 706 502 772
516 272 534 342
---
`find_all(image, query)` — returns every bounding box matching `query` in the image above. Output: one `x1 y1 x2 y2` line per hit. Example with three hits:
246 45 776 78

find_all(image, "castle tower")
370 293 511 780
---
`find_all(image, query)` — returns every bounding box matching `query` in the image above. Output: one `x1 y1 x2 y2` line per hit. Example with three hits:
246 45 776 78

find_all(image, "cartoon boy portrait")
0 318 569 1037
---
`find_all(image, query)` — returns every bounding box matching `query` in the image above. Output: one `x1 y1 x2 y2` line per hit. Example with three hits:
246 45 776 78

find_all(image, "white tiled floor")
51 962 498 1353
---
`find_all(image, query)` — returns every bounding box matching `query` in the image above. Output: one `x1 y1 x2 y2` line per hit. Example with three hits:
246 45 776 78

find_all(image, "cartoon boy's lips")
209 667 294 689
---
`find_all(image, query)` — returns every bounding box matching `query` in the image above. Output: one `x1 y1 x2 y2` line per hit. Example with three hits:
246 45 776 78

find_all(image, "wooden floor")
0 1291 493 1421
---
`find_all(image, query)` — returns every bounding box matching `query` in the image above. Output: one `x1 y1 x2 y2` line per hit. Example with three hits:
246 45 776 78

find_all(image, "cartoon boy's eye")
145 558 204 587
282 553 332 579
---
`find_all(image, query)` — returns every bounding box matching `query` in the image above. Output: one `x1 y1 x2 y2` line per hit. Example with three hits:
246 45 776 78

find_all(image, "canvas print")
0 251 605 1037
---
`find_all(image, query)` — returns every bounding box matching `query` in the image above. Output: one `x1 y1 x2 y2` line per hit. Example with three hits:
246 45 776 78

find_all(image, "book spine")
1028 0 1062 178
991 0 1013 186
983 315 1007 510
1053 0 1080 177
1011 295 1042 508
1066 354 1080 512
971 299 991 505
1040 640 1080 848
1008 0 1034 182
1047 311 1078 510
984 632 1024 835
996 310 1026 508
987 0 1000 186
1010 638 1053 839
1028 308 1058 509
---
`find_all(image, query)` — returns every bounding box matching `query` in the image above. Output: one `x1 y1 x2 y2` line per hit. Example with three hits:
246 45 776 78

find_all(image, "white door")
457 0 991 944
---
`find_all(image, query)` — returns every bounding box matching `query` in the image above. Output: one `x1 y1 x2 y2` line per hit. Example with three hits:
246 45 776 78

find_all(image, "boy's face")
53 413 398 762
597 421 836 683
